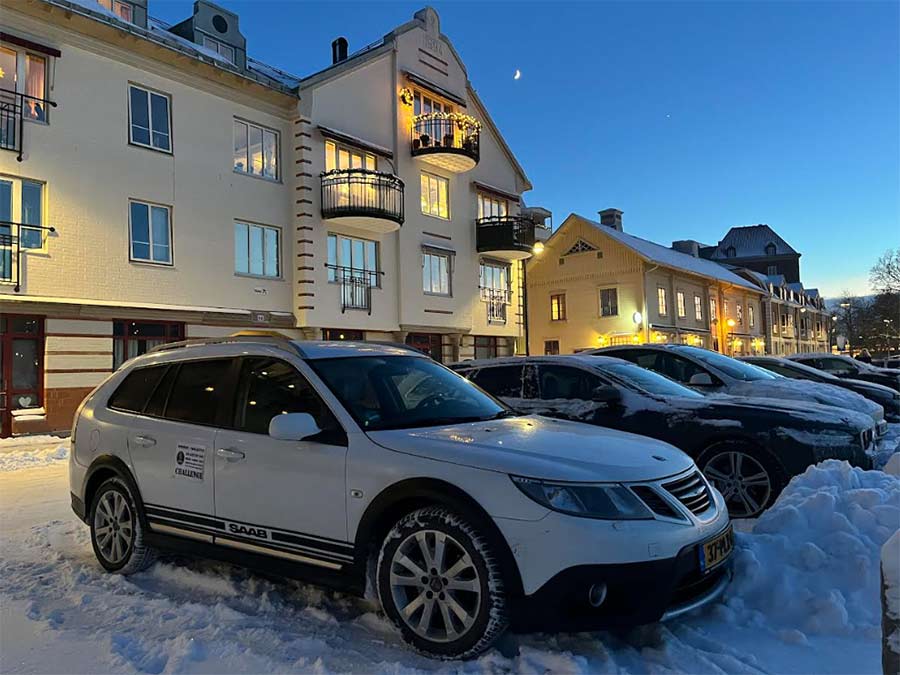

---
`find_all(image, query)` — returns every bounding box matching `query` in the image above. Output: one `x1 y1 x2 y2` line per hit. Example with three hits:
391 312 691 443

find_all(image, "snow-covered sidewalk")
0 436 897 673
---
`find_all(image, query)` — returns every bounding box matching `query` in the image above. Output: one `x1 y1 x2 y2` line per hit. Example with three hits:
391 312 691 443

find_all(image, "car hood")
698 394 876 429
366 415 695 483
722 379 883 421
841 378 898 396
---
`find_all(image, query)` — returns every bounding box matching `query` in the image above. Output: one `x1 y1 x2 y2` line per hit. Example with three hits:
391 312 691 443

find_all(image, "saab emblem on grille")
227 523 269 539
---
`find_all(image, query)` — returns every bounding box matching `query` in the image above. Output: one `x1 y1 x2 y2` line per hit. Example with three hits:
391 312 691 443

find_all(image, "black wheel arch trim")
82 455 149 528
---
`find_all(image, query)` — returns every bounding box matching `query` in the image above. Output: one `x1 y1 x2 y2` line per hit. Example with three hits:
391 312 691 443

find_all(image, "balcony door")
0 315 44 438
325 140 376 208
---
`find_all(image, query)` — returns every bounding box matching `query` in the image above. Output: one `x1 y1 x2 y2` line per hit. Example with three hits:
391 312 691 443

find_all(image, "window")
723 300 729 319
327 233 378 284
163 359 231 426
599 288 618 317
657 287 667 316
550 293 566 321
234 357 340 439
765 243 776 256
129 200 171 264
0 178 45 256
471 365 523 398
420 172 449 219
129 85 171 152
322 329 364 341
108 365 168 413
749 304 755 328
538 365 603 401
477 193 507 219
480 261 510 323
113 320 184 368
725 246 736 258
423 248 451 295
201 34 235 64
233 119 278 180
413 91 452 116
98 0 134 22
676 291 686 318
767 265 778 276
474 336 499 360
694 295 703 321
736 303 744 325
710 297 717 321
0 46 48 122
326 139 375 173
0 315 44 413
235 222 280 278
544 340 560 356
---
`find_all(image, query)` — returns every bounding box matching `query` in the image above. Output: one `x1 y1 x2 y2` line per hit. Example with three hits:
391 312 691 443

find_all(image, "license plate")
699 525 734 573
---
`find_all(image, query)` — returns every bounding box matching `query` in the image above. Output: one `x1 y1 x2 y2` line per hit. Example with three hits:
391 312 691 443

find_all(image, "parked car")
741 355 900 423
871 356 900 370
588 345 888 438
785 353 900 392
452 356 877 518
69 337 733 659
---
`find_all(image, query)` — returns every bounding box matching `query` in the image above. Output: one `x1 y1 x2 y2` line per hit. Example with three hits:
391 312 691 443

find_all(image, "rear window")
108 365 169 413
164 359 232 426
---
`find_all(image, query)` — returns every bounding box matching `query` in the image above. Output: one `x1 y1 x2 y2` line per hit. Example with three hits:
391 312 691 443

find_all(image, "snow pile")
883 530 900 653
0 435 69 471
727 460 899 638
877 423 900 470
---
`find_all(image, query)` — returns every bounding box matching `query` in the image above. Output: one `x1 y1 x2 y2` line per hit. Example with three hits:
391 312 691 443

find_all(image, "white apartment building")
0 1 543 436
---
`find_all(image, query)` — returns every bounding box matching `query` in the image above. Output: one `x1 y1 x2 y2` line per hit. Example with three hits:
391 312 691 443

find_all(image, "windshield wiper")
487 409 521 420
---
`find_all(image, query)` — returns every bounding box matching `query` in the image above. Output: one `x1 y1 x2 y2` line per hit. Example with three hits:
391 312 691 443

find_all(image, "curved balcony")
321 169 404 233
411 112 480 173
476 215 536 261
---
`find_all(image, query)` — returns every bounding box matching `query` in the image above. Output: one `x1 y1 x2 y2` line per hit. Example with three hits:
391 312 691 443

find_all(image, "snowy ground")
0 432 898 674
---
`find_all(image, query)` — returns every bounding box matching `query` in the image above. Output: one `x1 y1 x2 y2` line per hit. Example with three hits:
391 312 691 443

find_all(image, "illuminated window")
694 295 703 321
0 46 48 122
477 193 507 219
710 298 717 321
599 288 618 317
736 303 744 325
98 0 134 22
420 172 449 219
676 291 686 318
413 91 452 116
551 294 566 321
657 287 667 316
234 119 278 179
749 304 755 328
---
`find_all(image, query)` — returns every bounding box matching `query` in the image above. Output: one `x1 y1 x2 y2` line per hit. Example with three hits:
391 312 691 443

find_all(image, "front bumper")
509 532 734 631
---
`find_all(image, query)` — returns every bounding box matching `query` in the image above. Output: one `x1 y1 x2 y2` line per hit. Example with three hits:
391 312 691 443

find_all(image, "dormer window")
98 0 134 23
725 245 736 258
201 34 236 65
765 242 776 256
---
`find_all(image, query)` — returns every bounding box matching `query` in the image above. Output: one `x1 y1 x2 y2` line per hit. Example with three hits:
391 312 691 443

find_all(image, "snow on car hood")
723 379 883 422
701 394 877 429
366 415 695 483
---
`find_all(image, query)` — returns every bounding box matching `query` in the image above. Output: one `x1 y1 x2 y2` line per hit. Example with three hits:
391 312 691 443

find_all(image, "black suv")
786 353 900 392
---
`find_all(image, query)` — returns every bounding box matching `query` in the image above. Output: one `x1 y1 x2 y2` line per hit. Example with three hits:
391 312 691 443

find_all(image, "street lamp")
726 318 736 356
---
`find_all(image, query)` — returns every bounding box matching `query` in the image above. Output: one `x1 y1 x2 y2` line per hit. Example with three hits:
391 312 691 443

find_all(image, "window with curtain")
129 200 171 264
233 119 278 179
477 193 507 219
710 297 717 321
420 172 449 219
129 85 171 151
0 46 48 123
422 249 451 295
599 288 618 317
234 222 279 277
326 233 378 285
551 294 566 321
324 140 376 208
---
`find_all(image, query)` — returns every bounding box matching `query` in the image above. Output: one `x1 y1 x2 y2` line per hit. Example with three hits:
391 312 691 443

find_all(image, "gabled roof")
708 224 799 260
556 215 762 293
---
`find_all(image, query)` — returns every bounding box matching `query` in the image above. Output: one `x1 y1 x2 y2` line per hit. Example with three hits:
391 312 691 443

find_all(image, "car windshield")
308 355 510 431
677 346 780 382
598 361 704 398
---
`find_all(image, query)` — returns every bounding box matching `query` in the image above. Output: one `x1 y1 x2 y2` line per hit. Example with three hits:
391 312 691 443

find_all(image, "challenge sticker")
174 444 205 481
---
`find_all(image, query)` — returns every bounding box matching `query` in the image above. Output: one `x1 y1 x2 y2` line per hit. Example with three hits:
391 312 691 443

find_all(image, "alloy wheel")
388 529 482 643
93 490 134 565
704 451 772 518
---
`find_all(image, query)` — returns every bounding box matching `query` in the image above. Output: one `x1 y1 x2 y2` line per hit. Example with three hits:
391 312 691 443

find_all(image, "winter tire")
89 477 156 574
376 506 508 659
699 441 787 518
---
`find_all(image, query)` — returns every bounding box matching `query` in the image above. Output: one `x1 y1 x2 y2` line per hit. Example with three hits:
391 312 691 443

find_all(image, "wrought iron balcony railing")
0 222 56 291
0 89 57 161
480 287 511 324
476 215 536 257
321 168 404 228
411 112 480 171
325 264 383 315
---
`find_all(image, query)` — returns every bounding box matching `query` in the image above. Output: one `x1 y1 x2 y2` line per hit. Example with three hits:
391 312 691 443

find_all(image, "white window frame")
201 34 236 64
234 221 280 278
657 287 667 317
0 175 47 253
0 44 50 124
422 247 452 296
128 199 172 265
327 233 379 287
736 302 744 325
749 304 755 328
710 297 717 321
676 291 686 318
413 90 453 116
128 83 172 153
599 287 618 317
551 293 567 321
233 118 279 181
477 193 507 219
420 172 449 220
694 294 703 321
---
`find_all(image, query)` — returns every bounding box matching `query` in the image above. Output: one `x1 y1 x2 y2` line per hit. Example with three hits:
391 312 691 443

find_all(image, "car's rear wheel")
376 506 508 659
699 442 787 518
89 477 156 574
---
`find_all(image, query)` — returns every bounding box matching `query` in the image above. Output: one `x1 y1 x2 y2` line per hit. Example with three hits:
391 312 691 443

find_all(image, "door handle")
216 447 245 462
133 435 156 448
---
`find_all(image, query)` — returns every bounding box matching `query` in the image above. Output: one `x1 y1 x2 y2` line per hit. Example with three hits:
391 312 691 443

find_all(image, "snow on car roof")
293 341 424 360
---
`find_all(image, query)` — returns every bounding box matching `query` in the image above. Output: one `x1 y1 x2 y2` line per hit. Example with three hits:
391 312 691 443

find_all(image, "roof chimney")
331 37 348 64
599 208 623 232
672 240 700 257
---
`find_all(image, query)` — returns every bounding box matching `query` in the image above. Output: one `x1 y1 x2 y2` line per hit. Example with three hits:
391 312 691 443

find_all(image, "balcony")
326 265 382 315
1 222 56 292
476 215 536 261
1 89 57 161
321 169 404 234
411 112 480 172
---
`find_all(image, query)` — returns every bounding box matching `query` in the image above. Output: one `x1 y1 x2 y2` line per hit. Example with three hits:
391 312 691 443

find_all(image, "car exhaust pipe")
588 582 608 608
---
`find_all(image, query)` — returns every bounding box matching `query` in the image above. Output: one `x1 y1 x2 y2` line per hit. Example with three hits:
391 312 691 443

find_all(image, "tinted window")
538 365 603 400
471 366 524 398
600 362 703 398
817 357 858 375
108 365 168 413
656 353 710 383
164 359 231 425
235 357 339 436
677 347 777 381
144 364 178 417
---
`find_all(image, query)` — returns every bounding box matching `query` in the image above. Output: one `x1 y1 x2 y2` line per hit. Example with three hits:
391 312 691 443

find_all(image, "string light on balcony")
412 110 482 130
399 87 414 106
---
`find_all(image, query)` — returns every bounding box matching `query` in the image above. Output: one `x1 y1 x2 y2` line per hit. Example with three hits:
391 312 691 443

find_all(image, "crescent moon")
514 69 521 80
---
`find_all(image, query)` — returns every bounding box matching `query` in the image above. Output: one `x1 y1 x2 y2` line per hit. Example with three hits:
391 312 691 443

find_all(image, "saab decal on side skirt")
226 522 269 539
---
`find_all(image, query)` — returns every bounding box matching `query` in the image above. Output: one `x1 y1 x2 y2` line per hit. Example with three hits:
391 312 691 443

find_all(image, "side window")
657 354 709 384
108 365 169 413
818 358 856 375
538 365 602 401
163 359 231 426
234 357 339 437
470 366 524 398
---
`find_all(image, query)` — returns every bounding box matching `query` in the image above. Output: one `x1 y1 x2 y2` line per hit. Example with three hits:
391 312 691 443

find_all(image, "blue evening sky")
154 1 900 297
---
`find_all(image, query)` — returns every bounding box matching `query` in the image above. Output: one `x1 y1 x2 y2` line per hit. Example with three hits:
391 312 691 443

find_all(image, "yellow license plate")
699 525 734 573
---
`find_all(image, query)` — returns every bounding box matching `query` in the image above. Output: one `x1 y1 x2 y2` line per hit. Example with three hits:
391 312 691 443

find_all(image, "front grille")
630 485 682 519
663 471 712 515
861 428 875 451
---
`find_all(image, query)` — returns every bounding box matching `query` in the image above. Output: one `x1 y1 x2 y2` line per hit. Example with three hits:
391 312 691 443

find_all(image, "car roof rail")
148 334 299 355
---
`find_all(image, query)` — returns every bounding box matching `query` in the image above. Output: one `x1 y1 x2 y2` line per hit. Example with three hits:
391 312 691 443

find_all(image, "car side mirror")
269 412 321 441
591 385 621 404
689 373 715 386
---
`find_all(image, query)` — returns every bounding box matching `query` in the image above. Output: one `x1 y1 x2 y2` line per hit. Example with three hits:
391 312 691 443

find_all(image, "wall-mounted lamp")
399 87 414 106
532 241 544 255
632 311 642 325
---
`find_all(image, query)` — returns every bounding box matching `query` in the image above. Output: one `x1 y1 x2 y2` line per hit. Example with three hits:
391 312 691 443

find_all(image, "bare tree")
870 249 900 294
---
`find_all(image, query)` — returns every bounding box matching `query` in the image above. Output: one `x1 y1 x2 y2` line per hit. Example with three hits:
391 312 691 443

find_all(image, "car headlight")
510 476 653 520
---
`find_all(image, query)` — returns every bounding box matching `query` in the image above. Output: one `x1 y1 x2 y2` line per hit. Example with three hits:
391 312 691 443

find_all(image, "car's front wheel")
89 477 156 574
699 442 787 518
376 506 508 659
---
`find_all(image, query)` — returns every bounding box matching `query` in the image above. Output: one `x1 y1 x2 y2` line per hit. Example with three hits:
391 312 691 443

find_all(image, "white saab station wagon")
69 337 733 658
